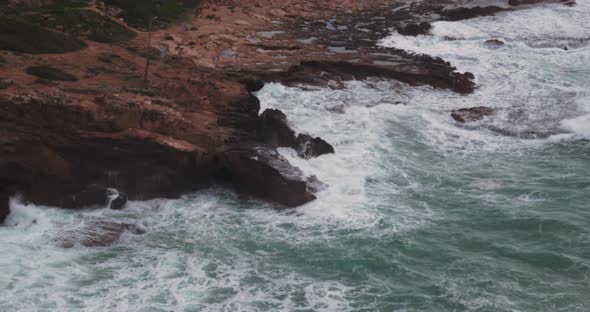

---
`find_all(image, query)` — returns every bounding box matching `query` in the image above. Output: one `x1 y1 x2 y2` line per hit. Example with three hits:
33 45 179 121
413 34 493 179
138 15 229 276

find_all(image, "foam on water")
2 2 590 311
380 1 590 144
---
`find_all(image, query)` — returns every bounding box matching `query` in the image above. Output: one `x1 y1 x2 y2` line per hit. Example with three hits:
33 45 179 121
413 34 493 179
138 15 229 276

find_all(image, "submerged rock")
296 134 335 159
485 39 505 49
58 219 144 248
221 144 319 207
487 126 558 139
451 107 496 123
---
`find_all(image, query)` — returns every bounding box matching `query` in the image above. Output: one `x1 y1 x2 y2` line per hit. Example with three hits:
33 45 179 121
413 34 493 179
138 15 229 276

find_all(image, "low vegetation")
0 17 86 54
0 1 135 54
25 8 136 43
26 65 79 81
101 0 202 29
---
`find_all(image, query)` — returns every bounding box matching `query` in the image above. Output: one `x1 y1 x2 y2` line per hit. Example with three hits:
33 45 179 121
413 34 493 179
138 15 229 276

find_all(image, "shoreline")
0 0 576 222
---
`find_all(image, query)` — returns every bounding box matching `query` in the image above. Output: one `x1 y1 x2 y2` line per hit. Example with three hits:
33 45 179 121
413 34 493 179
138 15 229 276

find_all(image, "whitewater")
1 1 589 311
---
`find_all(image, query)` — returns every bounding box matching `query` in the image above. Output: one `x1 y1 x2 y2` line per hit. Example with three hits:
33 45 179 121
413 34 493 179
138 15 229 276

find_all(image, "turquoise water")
1 2 590 311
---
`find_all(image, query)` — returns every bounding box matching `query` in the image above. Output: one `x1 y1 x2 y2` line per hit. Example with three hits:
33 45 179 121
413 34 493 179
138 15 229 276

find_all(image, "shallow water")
2 2 590 311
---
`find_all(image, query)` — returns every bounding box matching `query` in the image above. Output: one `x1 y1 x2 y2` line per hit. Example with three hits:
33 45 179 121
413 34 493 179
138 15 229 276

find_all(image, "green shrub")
101 0 202 29
26 65 79 81
0 17 86 54
25 9 136 43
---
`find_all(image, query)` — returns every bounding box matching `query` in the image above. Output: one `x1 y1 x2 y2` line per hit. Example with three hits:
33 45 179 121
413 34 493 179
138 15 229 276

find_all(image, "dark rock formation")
296 134 335 159
395 22 432 36
451 107 496 123
442 6 507 21
221 144 318 207
107 189 127 210
273 61 476 94
259 109 335 159
259 109 297 148
241 79 265 92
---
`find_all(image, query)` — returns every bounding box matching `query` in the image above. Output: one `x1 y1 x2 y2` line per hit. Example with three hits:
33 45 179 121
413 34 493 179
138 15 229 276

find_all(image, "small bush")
101 0 203 29
26 65 79 81
0 17 85 54
25 9 136 43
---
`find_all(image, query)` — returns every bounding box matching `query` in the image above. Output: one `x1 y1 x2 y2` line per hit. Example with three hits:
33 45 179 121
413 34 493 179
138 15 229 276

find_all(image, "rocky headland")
0 0 576 223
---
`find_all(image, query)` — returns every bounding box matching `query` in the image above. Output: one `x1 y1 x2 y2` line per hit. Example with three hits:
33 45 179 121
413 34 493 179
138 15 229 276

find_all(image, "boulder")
451 107 496 123
296 134 335 159
395 22 432 36
221 144 319 207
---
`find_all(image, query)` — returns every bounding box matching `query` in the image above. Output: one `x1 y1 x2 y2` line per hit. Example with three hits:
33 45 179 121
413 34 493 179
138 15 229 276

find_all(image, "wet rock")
395 22 432 36
451 72 476 94
107 189 127 210
451 107 496 123
259 109 297 148
442 6 506 21
485 39 505 49
296 134 335 159
221 144 319 207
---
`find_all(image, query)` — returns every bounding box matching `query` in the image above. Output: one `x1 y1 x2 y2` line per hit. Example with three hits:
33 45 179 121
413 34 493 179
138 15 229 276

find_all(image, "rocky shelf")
0 0 576 222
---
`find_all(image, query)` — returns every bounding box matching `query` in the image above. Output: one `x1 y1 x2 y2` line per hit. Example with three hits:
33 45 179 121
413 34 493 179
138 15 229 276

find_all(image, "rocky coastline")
0 0 576 223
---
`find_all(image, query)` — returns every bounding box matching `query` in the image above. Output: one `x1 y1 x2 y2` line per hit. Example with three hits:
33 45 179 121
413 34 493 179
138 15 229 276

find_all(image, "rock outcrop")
259 109 297 148
221 144 318 207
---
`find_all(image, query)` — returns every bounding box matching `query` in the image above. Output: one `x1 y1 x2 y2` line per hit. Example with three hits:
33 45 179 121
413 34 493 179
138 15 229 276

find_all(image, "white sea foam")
1 2 590 311
380 2 590 146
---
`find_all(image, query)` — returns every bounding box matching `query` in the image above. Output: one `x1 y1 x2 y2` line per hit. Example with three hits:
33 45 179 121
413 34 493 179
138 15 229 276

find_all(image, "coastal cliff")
0 0 574 222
